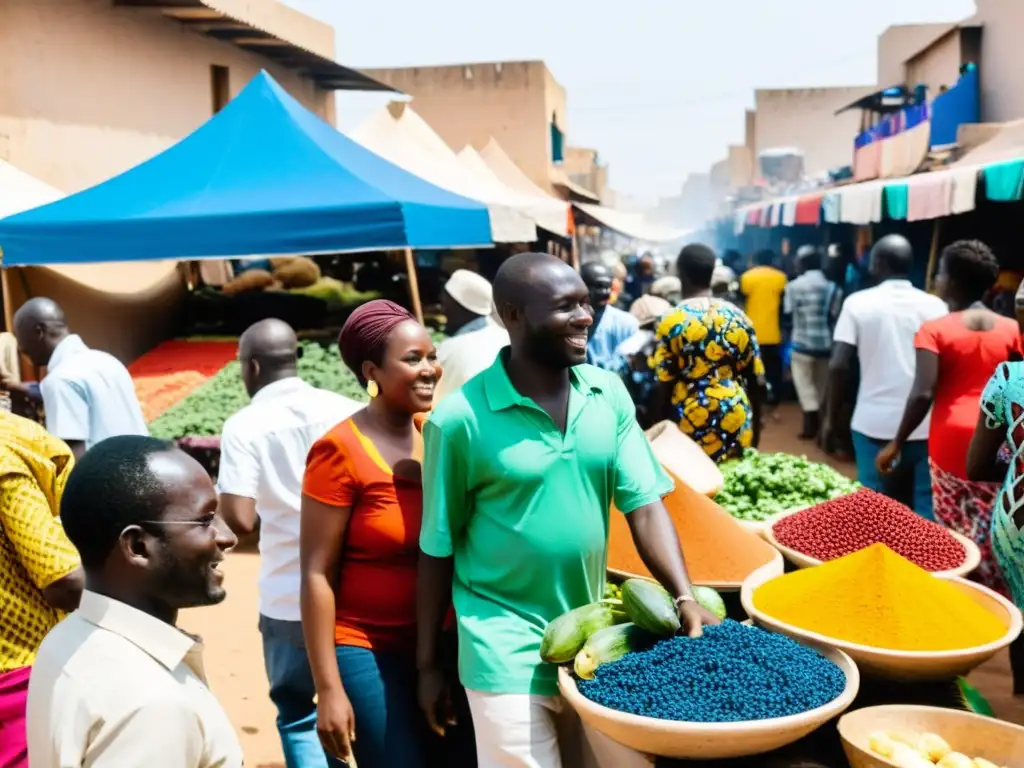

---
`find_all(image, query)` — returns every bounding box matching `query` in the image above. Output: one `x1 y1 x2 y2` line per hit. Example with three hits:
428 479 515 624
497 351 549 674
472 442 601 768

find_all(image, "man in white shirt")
218 319 361 768
27 435 242 767
435 270 509 402
12 298 148 458
825 235 948 519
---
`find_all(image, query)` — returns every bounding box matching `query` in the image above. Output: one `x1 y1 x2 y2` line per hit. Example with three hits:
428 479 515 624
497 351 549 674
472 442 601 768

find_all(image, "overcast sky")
283 0 976 200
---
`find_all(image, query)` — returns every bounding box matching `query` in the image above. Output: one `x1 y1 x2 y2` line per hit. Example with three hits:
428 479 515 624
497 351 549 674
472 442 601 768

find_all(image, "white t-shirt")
434 320 510 403
217 377 363 621
832 280 948 441
40 335 149 448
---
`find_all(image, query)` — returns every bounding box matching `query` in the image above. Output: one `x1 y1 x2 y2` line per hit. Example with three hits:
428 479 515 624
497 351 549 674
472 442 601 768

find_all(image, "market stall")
546 448 1024 767
0 70 494 326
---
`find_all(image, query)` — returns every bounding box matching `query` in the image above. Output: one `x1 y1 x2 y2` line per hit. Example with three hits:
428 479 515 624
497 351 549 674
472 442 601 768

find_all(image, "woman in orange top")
301 300 440 767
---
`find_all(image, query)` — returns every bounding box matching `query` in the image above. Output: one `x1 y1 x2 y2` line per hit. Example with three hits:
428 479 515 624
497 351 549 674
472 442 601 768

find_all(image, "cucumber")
540 603 629 663
574 623 658 680
620 578 680 636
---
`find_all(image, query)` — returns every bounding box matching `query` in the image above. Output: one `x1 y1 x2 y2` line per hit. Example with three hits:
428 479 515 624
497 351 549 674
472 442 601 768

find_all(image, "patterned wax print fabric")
0 412 79 672
650 297 765 463
979 361 1024 608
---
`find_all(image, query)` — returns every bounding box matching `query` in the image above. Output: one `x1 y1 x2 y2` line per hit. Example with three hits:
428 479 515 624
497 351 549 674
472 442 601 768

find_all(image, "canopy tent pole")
925 219 942 294
403 248 425 325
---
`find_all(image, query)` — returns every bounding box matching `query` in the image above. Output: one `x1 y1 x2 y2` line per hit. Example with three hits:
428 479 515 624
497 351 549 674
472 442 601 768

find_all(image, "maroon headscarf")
338 299 415 378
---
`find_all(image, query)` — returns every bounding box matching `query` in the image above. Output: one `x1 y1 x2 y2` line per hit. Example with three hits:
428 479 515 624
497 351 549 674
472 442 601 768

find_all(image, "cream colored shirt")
27 591 243 768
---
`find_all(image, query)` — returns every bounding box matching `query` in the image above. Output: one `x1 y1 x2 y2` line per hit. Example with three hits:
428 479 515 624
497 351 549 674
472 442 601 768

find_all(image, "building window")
550 114 564 165
211 65 230 114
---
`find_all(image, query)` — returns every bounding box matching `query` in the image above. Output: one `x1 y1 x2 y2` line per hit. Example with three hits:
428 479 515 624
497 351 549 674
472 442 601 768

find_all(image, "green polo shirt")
421 353 673 696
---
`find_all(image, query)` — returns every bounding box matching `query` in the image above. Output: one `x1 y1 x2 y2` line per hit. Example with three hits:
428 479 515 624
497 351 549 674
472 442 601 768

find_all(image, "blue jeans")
259 615 342 768
851 432 934 520
334 645 438 768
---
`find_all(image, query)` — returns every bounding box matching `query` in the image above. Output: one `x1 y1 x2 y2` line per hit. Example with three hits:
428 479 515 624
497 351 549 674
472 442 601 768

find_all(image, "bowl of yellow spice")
740 544 1023 680
838 704 1024 768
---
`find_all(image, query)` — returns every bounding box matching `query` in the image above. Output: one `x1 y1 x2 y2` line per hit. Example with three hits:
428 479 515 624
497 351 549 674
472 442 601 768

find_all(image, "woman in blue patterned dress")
651 244 765 464
967 290 1024 691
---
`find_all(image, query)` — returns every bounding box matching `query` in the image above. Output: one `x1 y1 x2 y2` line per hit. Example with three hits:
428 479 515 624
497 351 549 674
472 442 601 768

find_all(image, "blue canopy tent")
0 71 493 320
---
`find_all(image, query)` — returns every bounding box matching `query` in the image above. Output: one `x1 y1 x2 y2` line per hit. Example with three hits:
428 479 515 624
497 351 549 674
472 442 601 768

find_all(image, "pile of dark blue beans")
577 620 846 723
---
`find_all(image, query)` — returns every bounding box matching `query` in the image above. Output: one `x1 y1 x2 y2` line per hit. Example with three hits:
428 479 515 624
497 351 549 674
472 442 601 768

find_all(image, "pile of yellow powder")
752 543 1008 651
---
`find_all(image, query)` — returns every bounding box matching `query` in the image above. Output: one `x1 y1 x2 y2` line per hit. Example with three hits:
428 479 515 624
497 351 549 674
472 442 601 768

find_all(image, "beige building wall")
753 86 875 177
904 29 963 100
877 23 957 88
0 0 335 195
362 61 563 193
968 0 1024 123
0 0 338 362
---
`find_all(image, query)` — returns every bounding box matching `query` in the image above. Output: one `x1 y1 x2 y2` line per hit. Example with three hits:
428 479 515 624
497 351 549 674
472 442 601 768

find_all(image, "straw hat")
444 269 494 317
651 276 682 300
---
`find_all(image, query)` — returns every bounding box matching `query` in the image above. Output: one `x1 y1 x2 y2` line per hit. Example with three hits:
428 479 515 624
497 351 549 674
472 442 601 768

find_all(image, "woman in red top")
878 240 1022 593
300 300 441 767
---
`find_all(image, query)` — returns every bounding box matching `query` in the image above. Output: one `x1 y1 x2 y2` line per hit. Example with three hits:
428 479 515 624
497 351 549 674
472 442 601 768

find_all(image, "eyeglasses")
138 514 226 533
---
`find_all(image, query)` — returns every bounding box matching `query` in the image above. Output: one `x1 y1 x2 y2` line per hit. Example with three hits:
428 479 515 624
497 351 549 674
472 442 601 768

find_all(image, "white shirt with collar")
40 334 149 448
27 591 243 768
434 319 510 403
832 279 948 441
216 377 362 622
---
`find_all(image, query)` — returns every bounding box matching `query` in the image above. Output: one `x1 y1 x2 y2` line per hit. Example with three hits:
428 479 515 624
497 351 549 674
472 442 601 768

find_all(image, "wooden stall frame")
403 247 424 325
924 219 943 294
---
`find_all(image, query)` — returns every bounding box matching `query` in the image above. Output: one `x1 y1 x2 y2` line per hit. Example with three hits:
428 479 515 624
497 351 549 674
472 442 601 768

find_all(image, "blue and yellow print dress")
650 297 765 463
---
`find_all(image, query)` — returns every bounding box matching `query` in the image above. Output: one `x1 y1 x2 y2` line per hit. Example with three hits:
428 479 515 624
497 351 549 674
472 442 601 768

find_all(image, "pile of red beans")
772 488 967 571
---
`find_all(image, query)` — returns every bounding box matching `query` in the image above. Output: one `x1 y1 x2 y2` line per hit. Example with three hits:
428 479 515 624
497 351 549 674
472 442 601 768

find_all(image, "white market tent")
574 203 691 243
351 105 536 243
457 147 571 237
477 139 572 237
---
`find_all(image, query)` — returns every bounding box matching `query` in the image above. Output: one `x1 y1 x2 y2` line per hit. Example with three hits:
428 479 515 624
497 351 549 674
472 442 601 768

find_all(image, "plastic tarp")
574 203 690 243
950 118 1024 170
0 71 493 267
351 106 535 243
457 148 570 237
476 140 571 236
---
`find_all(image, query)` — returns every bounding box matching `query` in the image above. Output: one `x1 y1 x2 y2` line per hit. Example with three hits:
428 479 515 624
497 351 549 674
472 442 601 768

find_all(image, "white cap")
445 269 494 317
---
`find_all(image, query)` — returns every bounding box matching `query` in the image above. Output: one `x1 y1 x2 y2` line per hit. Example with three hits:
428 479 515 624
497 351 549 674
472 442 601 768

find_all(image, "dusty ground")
181 404 1023 768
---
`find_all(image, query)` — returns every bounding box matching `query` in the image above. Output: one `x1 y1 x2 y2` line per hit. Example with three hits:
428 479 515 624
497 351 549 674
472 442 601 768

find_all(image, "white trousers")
790 351 830 413
465 690 654 768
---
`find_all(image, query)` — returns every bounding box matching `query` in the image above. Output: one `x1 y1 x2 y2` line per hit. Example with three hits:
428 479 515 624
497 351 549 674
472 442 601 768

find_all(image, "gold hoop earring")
366 380 379 398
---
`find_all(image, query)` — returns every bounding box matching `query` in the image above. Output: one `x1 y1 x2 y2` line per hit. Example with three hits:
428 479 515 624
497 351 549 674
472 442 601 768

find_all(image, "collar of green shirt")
482 349 602 413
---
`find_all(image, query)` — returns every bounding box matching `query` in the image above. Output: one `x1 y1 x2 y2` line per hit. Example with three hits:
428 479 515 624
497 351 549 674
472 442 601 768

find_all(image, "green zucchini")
574 622 657 679
539 603 628 663
620 578 680 636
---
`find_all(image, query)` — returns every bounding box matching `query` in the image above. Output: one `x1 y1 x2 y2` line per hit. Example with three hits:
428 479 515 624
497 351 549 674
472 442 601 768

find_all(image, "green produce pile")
541 580 726 680
150 333 447 440
716 449 859 522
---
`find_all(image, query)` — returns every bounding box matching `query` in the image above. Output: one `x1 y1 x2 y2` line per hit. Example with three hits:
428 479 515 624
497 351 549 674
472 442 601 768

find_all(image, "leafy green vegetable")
715 448 859 522
149 336 447 440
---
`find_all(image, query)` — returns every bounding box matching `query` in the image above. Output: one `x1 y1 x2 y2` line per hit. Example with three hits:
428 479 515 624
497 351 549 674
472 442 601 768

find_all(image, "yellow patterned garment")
0 411 79 672
650 297 765 463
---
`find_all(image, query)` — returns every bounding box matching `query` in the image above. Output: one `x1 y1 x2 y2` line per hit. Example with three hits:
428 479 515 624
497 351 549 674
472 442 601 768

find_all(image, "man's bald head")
238 319 299 397
869 234 914 280
493 252 592 369
12 297 69 367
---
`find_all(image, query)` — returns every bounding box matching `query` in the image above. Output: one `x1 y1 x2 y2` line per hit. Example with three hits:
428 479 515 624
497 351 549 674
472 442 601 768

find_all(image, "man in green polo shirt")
417 253 718 768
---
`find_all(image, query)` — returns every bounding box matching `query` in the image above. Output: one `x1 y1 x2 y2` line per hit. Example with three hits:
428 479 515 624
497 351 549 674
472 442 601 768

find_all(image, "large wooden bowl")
838 705 1024 768
734 505 806 538
558 640 859 759
741 565 1023 680
608 545 785 593
763 507 982 579
645 421 723 497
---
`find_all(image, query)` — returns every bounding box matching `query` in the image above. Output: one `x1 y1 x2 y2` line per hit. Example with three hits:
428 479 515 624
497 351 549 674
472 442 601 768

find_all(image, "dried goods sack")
221 269 274 295
273 256 321 289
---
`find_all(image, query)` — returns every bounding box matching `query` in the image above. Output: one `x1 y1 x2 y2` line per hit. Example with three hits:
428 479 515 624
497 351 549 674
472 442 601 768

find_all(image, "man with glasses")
26 435 242 767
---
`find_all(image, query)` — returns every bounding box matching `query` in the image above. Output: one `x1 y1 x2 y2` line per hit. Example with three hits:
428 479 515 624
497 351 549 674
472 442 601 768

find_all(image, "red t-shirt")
915 313 1023 476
